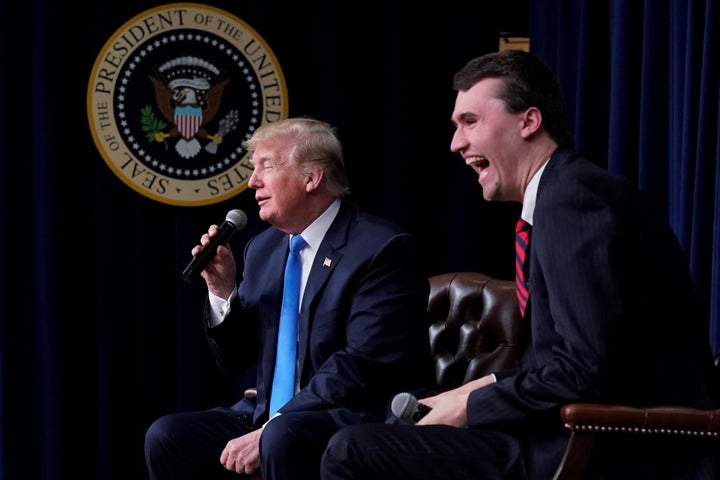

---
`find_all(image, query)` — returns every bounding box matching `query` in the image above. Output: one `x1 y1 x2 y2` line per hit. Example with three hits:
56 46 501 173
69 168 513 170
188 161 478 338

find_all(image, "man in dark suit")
145 117 431 479
320 50 719 479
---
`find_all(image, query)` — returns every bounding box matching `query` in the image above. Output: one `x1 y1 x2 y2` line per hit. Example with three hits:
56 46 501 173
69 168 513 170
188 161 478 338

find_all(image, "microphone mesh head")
226 209 248 229
391 392 418 420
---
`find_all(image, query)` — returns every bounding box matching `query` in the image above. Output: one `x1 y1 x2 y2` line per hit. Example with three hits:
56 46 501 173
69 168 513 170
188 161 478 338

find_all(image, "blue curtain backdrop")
0 0 718 479
531 0 720 355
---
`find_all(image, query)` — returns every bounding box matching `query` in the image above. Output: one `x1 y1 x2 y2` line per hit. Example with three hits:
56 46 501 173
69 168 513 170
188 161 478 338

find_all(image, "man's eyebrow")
453 112 476 124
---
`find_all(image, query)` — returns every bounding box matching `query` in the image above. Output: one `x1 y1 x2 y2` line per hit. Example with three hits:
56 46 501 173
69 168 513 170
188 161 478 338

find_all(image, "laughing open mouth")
466 156 489 168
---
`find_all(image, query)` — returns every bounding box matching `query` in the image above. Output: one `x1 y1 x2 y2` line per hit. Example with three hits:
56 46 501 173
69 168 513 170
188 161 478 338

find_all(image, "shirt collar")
292 198 340 253
520 158 550 226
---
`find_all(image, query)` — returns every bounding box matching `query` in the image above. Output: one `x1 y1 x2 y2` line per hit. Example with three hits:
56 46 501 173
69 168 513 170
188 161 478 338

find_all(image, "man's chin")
479 183 499 202
256 207 271 222
477 180 491 198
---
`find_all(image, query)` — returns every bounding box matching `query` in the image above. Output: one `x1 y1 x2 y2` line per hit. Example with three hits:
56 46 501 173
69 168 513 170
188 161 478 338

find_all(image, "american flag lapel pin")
323 258 332 267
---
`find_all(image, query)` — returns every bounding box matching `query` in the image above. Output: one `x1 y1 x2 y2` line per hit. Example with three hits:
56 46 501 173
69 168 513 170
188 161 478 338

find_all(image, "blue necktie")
515 218 531 316
269 234 306 417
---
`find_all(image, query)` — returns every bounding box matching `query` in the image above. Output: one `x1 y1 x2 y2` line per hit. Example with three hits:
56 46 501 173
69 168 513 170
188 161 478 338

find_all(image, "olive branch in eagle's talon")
141 105 170 151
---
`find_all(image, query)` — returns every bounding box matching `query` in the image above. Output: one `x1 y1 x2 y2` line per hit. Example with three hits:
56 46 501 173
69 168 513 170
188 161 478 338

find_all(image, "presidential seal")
87 3 288 206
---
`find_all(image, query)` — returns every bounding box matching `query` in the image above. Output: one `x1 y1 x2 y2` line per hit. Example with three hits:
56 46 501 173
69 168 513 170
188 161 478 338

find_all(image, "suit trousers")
145 407 338 480
320 422 528 480
145 408 254 479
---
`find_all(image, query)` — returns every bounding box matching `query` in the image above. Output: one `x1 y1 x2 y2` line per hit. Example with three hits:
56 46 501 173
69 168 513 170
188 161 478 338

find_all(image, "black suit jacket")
204 200 432 429
472 148 719 478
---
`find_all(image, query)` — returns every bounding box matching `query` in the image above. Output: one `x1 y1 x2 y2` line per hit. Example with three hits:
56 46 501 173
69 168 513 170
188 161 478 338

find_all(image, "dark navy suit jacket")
204 200 432 429
473 148 719 478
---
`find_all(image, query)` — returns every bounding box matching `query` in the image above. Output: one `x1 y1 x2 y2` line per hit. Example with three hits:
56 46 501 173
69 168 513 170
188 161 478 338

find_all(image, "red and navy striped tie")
515 218 531 316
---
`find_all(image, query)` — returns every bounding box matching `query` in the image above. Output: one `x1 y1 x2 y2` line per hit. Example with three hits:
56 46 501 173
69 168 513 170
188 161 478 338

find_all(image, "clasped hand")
416 373 495 428
220 428 262 474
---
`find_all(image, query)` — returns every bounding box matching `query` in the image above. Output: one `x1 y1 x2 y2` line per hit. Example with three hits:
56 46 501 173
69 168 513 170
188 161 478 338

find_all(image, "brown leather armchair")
427 271 720 479
427 271 521 390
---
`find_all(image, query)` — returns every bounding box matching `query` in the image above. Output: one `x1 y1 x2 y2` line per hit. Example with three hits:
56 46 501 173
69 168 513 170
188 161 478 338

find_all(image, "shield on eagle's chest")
174 105 203 140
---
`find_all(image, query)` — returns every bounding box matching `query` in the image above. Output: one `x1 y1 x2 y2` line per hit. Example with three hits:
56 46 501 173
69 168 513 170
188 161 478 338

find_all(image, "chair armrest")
560 402 720 436
552 403 720 480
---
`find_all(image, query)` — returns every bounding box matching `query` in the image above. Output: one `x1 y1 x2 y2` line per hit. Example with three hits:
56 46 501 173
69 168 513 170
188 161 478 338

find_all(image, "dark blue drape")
1 1 717 479
531 0 719 355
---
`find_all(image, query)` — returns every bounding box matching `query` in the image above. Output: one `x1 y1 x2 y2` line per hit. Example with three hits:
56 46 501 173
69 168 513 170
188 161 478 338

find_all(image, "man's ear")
520 106 542 138
305 167 324 192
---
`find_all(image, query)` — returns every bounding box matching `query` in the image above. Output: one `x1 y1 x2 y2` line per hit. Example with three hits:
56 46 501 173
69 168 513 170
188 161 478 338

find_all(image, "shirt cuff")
207 287 237 327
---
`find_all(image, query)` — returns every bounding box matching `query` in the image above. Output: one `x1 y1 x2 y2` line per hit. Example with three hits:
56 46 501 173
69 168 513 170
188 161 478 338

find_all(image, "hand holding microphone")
182 209 248 283
391 392 432 423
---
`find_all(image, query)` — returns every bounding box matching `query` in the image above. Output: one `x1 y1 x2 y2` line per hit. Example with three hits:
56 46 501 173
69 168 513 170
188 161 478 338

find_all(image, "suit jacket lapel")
295 201 353 378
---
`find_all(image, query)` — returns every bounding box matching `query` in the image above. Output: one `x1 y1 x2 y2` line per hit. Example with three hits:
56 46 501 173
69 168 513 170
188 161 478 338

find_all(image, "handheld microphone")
391 392 432 423
182 209 248 283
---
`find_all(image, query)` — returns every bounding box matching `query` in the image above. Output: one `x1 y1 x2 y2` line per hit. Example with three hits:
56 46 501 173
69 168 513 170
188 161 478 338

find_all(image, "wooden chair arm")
560 402 720 435
552 402 720 480
244 387 258 398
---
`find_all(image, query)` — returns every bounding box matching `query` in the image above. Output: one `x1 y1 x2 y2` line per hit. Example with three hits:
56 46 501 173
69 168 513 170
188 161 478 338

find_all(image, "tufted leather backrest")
428 272 522 390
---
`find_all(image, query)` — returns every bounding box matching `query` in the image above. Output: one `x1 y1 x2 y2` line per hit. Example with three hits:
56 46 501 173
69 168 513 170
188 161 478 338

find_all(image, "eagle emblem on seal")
148 56 238 159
